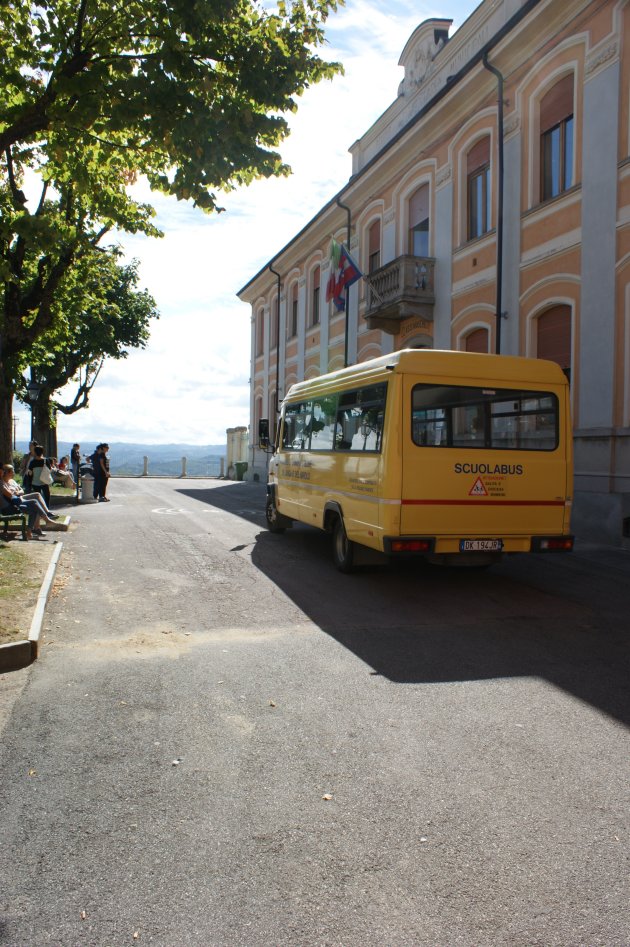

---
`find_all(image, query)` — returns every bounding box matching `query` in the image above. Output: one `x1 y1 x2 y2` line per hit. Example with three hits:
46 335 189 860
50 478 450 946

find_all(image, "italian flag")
325 238 362 312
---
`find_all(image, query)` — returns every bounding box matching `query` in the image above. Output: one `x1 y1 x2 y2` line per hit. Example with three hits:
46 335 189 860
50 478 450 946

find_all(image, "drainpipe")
268 263 282 416
483 52 504 355
336 197 352 367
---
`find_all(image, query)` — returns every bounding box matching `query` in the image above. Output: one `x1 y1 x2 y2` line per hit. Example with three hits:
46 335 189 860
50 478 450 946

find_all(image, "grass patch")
51 484 76 498
0 543 44 644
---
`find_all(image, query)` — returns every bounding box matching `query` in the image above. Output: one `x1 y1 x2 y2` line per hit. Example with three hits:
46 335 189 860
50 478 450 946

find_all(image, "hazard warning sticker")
469 477 488 496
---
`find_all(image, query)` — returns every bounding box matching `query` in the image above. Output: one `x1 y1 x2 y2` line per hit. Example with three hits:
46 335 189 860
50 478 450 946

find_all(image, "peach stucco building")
238 0 630 547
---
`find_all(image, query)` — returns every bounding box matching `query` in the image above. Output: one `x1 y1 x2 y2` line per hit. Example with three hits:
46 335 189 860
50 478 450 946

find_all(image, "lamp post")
25 379 42 442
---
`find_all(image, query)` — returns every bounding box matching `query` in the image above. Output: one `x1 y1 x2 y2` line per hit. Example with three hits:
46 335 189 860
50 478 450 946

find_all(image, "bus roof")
283 349 568 403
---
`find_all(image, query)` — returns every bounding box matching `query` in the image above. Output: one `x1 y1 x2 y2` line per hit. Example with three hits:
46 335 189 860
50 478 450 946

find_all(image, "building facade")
238 0 630 547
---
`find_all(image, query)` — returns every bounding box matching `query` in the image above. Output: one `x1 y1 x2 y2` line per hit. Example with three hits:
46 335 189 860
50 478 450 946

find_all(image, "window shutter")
409 184 429 228
368 221 381 255
537 305 571 370
540 75 573 133
465 328 489 353
467 137 490 174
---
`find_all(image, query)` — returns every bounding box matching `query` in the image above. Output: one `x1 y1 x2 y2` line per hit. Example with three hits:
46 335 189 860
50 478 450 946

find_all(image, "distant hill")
15 441 228 478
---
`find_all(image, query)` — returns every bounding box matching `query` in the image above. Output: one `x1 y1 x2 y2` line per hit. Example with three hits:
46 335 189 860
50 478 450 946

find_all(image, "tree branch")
4 148 27 208
54 358 104 414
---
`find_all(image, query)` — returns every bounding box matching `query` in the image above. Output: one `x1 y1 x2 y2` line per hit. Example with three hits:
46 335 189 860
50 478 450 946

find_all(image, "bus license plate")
460 539 503 552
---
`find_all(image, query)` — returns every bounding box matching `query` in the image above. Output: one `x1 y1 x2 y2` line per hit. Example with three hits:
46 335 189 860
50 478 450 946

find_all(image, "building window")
408 184 430 257
270 297 278 350
368 220 381 273
536 304 572 382
467 137 491 240
540 75 574 201
255 309 264 356
288 284 298 338
465 327 490 353
311 267 320 326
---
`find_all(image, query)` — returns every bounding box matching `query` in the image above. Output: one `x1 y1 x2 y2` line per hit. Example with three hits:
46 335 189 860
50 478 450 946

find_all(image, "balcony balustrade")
364 255 435 334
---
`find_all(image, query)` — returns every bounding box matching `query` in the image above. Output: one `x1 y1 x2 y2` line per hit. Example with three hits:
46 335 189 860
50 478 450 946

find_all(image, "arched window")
465 327 490 353
540 76 574 201
467 137 491 240
408 184 430 257
270 296 278 350
255 309 264 356
536 305 572 381
310 267 320 326
288 284 298 338
368 220 381 273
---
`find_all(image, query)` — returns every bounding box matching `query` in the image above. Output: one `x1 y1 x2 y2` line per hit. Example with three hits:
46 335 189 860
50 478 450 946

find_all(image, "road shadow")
177 481 630 727
176 482 267 528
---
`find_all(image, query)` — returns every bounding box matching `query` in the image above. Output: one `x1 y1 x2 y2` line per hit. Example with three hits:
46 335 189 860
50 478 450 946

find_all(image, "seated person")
2 464 59 519
1 466 56 538
52 456 75 488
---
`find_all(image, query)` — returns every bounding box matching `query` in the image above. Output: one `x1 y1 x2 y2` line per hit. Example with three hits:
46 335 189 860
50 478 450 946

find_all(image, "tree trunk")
0 379 14 463
31 393 57 457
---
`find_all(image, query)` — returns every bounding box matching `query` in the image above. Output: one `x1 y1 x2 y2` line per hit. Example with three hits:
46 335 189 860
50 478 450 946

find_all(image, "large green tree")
23 252 158 455
0 0 341 459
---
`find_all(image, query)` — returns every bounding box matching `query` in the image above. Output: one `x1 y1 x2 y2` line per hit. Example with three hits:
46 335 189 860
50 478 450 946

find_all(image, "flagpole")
336 198 352 368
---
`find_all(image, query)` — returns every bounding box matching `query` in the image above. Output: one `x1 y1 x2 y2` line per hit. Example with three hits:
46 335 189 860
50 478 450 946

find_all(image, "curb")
0 542 63 674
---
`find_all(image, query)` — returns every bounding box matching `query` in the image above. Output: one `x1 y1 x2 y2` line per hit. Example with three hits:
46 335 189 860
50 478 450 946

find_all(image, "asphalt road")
0 478 628 947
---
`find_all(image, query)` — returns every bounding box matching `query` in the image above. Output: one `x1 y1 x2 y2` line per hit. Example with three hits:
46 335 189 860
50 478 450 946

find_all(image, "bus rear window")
411 384 559 451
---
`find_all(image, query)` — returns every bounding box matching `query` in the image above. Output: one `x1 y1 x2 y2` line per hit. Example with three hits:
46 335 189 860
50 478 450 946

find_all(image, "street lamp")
25 379 42 441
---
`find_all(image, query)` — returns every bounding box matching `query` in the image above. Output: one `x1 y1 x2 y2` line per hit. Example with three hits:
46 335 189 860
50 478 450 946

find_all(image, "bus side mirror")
258 419 270 450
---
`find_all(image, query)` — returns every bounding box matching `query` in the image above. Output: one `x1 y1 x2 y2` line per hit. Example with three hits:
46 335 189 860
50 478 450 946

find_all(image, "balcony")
364 255 435 334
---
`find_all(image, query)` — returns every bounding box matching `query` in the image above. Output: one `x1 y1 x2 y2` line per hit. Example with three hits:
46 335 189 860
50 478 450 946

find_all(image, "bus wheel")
266 495 288 533
332 518 355 573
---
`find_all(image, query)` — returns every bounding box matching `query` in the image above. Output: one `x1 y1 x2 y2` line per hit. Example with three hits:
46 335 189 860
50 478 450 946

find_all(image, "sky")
14 0 479 448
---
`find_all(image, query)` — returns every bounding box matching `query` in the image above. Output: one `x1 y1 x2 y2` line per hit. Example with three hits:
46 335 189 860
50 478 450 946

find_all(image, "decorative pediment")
398 19 452 96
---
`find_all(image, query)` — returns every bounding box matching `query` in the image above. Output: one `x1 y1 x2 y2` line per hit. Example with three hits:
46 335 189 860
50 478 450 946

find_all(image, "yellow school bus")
260 349 573 571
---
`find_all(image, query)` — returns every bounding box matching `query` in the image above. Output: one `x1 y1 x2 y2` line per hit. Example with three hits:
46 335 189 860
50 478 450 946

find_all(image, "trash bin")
234 462 248 482
80 475 96 503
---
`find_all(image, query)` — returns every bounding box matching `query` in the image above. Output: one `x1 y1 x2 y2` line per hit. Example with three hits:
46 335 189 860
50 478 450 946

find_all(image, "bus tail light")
389 538 433 554
531 536 574 552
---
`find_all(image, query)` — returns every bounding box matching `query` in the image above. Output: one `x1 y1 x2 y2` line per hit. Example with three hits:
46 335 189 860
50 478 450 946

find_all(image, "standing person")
90 444 103 500
70 443 81 483
96 444 111 502
28 445 53 506
20 441 37 491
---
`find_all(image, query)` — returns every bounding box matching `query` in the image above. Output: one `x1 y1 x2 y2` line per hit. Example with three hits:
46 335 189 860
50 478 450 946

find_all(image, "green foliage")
24 250 159 414
0 0 341 213
0 0 342 458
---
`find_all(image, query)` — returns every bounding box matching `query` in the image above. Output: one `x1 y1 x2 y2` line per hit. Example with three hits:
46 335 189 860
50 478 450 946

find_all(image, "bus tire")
332 517 355 573
265 495 289 533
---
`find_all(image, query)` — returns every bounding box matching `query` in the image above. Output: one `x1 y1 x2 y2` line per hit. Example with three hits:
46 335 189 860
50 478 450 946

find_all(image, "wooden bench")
0 512 28 541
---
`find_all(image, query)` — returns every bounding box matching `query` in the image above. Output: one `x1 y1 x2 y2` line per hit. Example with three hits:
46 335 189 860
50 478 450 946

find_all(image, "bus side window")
335 383 387 452
310 395 338 451
282 401 313 451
